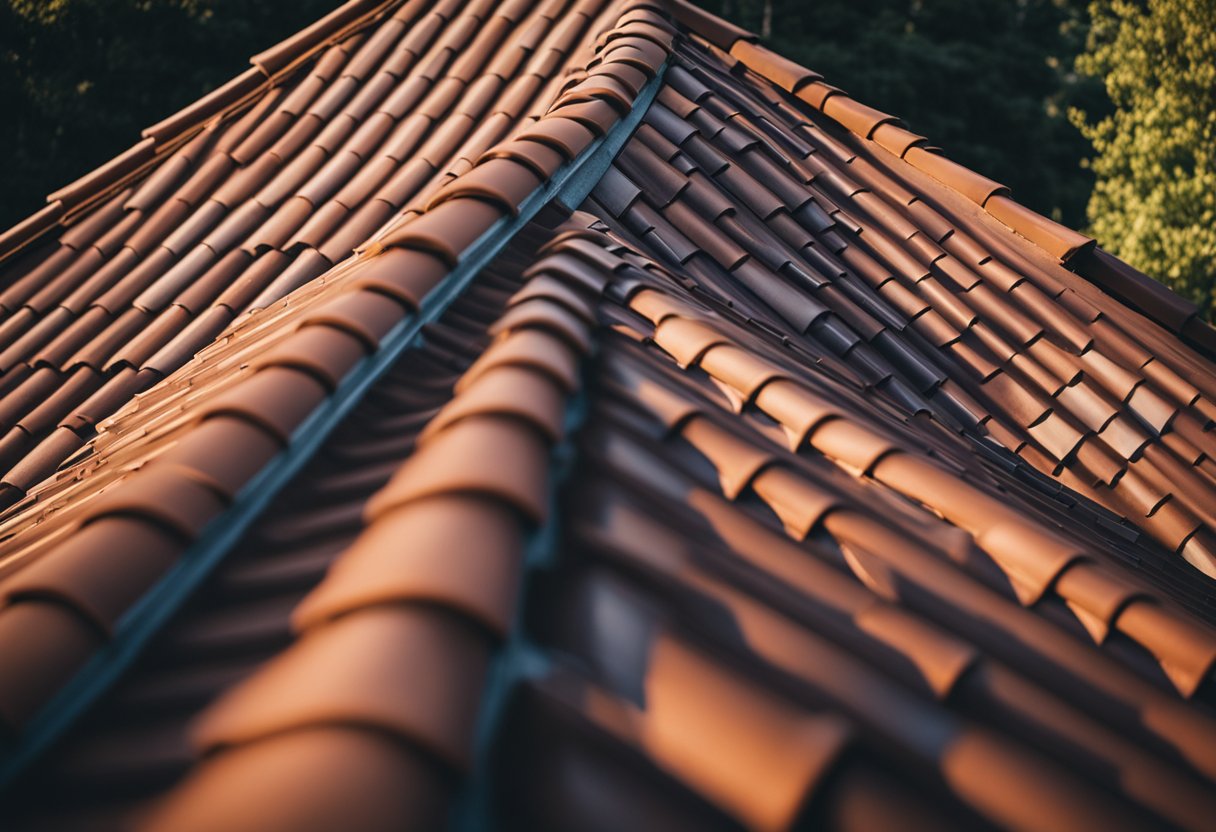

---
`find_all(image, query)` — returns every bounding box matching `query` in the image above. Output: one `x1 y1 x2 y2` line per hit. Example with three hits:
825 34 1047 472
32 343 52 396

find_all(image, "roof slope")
1 0 1216 829
0 0 649 503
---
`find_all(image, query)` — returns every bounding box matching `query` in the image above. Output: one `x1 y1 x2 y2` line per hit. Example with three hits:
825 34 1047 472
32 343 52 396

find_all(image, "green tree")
1071 0 1216 318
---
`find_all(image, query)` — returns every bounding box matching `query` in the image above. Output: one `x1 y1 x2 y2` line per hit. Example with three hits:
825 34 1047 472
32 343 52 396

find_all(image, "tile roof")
1 0 1216 828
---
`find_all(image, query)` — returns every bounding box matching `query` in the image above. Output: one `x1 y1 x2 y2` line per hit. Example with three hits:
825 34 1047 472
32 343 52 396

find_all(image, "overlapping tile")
584 20 1216 586
0 0 671 762
485 220 1216 830
134 226 597 831
0 0 665 504
1 0 1216 829
2 218 591 828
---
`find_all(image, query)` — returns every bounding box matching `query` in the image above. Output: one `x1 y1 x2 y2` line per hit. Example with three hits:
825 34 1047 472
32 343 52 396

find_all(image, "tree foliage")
1070 0 1216 318
704 0 1101 228
0 0 333 227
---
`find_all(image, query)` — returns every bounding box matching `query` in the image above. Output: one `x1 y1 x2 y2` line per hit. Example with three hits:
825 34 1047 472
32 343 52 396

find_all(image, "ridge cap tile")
365 413 550 524
292 494 523 638
192 603 492 771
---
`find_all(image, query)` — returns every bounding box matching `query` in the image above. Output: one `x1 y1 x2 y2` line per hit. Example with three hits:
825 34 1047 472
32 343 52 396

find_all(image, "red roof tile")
2 1 1216 829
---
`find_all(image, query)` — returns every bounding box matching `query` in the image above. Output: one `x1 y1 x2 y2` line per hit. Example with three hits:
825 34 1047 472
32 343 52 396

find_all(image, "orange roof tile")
1 0 1216 829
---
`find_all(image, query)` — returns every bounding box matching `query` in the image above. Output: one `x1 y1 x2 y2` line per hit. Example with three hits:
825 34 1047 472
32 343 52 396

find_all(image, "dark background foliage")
707 0 1106 228
0 0 336 227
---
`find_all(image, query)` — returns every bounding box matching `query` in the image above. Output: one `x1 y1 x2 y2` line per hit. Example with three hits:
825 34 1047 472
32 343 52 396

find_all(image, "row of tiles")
122 215 1216 831
0 2 1214 827
132 220 607 831
499 377 1202 828
0 0 671 743
500 216 1216 829
582 36 1216 591
0 0 666 506
0 0 398 259
6 235 535 828
616 255 1216 705
17 202 1216 829
667 0 1216 356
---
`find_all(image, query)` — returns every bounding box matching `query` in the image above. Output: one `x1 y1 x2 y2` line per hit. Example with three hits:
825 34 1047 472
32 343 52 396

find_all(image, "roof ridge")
0 0 673 508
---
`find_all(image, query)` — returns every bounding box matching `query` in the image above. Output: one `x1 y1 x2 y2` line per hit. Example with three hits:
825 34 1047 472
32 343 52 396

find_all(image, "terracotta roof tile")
0 600 104 730
0 517 179 633
293 495 522 636
3 2 1216 829
141 726 449 831
193 604 491 767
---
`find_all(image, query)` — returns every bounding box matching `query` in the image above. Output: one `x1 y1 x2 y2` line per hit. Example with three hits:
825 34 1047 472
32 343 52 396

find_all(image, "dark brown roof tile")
30 307 111 370
105 304 192 371
132 248 219 312
0 599 104 730
141 305 236 377
0 430 83 496
320 199 397 262
176 250 256 314
288 201 351 248
12 365 102 438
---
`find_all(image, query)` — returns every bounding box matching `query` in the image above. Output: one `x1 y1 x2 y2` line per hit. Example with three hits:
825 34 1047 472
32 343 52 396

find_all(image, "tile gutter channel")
0 61 669 791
